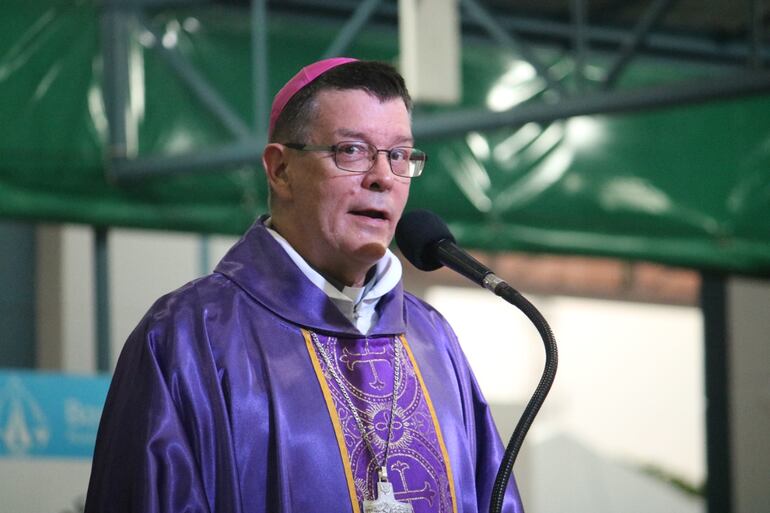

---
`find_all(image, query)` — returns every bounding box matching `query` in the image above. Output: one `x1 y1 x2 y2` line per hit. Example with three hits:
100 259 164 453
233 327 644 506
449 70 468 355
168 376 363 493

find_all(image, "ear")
262 143 293 201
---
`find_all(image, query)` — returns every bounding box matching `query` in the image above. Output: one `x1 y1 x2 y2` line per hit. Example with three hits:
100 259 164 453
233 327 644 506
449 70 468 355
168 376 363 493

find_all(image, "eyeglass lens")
334 142 425 177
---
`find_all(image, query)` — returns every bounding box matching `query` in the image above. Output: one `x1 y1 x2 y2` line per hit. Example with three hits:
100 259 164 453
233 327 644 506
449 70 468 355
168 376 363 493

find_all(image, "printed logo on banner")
0 370 110 458
64 397 102 446
0 376 51 456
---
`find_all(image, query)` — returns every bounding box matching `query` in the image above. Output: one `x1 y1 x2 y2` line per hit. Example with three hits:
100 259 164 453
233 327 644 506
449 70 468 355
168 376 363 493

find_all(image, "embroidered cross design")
340 346 389 389
391 461 436 506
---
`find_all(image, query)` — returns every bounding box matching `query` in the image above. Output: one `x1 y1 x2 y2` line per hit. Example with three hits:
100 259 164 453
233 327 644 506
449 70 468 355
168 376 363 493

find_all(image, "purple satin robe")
85 220 523 513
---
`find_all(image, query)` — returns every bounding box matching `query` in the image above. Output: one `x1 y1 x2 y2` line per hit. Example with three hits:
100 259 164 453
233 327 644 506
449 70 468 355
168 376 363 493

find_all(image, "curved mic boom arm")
485 280 558 513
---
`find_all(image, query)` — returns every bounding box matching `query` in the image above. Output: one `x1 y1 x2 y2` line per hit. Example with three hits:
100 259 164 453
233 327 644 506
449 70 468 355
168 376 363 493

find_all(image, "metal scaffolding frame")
413 70 770 139
600 0 677 89
100 0 770 181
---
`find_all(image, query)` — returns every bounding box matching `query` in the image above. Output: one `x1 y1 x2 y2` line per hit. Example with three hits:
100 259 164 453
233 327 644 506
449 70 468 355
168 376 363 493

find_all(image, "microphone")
395 209 508 294
396 209 559 513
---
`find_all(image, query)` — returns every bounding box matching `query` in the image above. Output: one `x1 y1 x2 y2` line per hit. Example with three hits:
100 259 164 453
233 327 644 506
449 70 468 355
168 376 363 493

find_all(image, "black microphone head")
395 209 456 271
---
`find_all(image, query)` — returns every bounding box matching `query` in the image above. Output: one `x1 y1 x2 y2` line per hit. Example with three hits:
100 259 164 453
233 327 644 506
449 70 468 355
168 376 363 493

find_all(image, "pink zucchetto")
268 57 359 138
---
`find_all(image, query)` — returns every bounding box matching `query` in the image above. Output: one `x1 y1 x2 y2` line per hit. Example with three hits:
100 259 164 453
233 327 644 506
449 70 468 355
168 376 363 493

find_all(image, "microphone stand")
484 278 558 513
429 241 559 511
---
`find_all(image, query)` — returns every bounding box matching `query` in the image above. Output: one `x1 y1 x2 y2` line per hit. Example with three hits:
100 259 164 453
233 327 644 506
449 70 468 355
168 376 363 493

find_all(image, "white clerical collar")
264 220 402 334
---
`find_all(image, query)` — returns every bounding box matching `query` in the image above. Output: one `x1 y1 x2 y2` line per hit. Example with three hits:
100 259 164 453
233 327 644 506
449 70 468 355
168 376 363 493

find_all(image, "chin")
350 241 388 263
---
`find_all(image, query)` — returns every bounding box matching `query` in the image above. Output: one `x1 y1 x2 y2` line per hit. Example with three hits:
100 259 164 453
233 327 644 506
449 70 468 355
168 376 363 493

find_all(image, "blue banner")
0 370 110 458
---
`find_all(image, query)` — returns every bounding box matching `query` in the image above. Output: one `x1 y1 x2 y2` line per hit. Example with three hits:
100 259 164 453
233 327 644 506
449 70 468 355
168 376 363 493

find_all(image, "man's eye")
389 148 410 161
338 143 369 156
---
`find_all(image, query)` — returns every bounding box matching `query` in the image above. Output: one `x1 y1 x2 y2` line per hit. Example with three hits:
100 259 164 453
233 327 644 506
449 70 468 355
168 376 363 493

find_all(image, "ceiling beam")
413 71 770 140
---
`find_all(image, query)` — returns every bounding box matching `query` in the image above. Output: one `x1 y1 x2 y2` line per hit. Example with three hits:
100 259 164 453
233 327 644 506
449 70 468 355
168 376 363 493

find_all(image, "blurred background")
1 1 769 512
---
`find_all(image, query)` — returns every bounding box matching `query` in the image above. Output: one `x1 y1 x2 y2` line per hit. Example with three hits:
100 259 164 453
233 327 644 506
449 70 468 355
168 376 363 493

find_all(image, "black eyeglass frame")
283 141 427 178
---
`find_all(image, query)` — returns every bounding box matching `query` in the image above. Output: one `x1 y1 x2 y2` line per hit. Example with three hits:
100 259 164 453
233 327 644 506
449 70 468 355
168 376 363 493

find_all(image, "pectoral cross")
362 467 414 513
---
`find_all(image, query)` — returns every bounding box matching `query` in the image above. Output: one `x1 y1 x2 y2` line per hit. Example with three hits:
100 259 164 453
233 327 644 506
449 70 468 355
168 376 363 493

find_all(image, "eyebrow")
335 128 414 146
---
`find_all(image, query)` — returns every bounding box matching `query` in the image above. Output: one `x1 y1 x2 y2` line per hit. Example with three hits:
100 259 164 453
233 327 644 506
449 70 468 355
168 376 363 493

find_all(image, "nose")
361 150 394 192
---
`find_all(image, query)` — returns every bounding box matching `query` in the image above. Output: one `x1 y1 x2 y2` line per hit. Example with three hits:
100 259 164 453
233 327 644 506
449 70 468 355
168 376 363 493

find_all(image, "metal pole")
101 1 131 161
136 13 252 140
253 0 269 135
321 0 383 59
94 228 111 372
571 0 587 92
112 140 263 179
413 71 770 139
603 0 678 89
461 0 566 96
700 272 733 513
748 0 765 69
97 1 121 368
495 14 770 64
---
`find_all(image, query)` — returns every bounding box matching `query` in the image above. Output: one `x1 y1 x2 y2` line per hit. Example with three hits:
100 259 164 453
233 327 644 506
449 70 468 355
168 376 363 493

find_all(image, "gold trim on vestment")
302 329 361 513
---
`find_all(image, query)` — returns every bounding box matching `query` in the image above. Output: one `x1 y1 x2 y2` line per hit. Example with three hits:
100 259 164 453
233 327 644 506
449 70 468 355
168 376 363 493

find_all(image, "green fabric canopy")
1 3 769 273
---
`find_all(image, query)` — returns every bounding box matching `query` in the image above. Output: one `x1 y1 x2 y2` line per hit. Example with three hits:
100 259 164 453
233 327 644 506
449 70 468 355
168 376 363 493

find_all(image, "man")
86 58 523 513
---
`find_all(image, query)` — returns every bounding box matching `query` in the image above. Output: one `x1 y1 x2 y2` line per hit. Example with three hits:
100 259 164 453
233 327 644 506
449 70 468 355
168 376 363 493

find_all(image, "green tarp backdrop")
1 3 769 273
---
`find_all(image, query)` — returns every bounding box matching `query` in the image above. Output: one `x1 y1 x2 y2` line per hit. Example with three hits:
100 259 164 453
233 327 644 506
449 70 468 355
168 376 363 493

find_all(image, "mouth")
350 209 389 221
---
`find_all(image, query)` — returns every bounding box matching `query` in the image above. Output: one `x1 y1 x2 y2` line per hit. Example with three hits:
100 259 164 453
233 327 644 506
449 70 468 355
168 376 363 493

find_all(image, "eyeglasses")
284 141 427 178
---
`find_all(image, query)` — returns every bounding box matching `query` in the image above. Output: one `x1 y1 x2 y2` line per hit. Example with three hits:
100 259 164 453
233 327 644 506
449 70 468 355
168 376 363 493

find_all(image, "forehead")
309 88 412 143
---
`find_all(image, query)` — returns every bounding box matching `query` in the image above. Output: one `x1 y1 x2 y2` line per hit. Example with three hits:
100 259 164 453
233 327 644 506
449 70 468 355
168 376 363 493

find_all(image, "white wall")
426 286 705 511
108 229 202 365
36 224 95 373
36 225 227 371
0 459 92 513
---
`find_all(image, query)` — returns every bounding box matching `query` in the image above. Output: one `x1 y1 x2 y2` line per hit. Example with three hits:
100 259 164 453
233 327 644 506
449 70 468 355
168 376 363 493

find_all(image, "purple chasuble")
85 218 524 513
311 334 453 512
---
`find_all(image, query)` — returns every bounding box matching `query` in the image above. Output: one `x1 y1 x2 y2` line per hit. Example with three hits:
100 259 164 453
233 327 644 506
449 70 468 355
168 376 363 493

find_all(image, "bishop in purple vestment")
86 59 524 513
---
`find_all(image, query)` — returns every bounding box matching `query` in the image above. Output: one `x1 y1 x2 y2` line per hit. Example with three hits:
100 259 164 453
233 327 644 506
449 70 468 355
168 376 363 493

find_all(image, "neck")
311 260 375 289
269 218 375 288
322 270 362 291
